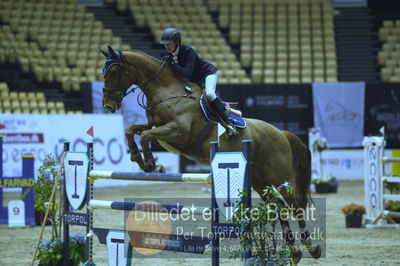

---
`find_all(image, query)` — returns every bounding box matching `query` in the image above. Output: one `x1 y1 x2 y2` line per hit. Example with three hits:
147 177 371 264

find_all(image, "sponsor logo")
2 133 44 144
0 178 35 188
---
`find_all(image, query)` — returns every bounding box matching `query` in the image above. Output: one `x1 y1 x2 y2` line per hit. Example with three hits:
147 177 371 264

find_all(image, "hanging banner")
312 82 365 148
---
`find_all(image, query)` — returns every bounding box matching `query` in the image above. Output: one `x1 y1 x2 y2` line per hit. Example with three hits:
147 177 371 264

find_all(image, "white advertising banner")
312 82 365 148
0 114 179 187
319 149 396 180
320 150 364 180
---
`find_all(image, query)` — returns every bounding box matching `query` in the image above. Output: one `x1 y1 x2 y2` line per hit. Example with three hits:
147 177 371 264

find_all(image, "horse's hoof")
291 249 302 265
309 244 322 259
130 155 138 162
154 164 166 173
130 153 143 163
143 162 156 172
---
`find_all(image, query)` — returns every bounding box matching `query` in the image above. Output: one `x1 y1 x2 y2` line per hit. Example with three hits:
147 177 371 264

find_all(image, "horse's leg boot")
211 98 238 137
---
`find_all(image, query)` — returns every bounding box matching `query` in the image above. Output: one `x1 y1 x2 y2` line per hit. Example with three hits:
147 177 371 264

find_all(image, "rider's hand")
163 54 175 65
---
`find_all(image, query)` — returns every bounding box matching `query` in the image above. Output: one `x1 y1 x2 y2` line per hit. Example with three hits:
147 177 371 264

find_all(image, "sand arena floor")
0 180 399 266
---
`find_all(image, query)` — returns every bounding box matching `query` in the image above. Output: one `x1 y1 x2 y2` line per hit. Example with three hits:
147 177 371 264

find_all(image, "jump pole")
63 140 252 265
89 171 210 183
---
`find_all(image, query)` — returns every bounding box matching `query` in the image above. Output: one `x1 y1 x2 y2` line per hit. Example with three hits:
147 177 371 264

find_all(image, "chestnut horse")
99 46 321 262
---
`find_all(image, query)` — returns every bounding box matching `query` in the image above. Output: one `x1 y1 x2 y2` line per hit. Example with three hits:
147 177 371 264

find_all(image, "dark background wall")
84 82 400 149
219 83 400 148
218 84 313 145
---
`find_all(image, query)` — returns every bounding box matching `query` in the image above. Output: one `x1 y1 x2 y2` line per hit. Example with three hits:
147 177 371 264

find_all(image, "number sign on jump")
65 152 89 210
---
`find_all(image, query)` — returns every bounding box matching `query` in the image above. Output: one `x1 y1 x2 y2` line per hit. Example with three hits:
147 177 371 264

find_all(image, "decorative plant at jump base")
385 200 400 223
23 155 86 265
230 183 295 266
383 178 400 223
311 137 328 153
385 200 400 212
384 180 400 195
312 174 338 194
36 234 86 266
341 203 366 228
310 137 339 193
23 154 62 229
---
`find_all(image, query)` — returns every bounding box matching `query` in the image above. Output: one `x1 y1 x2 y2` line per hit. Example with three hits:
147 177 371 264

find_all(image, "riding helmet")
160 28 181 45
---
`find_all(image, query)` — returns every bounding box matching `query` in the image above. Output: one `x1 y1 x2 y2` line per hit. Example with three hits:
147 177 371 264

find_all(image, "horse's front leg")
139 120 188 172
125 124 151 170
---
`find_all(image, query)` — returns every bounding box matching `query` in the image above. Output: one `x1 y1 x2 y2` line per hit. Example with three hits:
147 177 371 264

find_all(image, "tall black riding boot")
211 98 238 136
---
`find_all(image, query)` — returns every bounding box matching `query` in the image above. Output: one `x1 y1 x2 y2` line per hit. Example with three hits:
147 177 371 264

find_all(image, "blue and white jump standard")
62 140 252 266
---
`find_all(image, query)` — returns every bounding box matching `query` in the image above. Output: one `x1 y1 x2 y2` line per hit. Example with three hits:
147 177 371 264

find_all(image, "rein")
103 56 200 111
138 59 166 88
146 94 200 111
103 58 167 106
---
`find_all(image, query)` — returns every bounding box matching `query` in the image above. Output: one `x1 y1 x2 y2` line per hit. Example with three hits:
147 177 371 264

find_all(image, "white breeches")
204 72 218 102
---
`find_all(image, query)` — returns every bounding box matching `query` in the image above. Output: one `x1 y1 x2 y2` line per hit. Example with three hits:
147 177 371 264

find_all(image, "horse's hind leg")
295 208 322 259
278 208 302 264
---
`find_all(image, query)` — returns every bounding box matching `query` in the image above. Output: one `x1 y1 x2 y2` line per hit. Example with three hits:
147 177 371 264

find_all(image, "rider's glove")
163 54 175 65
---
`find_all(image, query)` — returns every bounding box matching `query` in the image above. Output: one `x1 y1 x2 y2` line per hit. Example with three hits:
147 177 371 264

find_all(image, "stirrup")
226 125 239 137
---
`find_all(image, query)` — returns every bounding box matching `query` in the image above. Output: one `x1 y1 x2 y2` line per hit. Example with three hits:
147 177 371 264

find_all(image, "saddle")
200 95 247 128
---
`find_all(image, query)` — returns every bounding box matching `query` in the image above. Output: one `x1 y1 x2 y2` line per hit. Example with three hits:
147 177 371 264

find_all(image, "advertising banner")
312 82 365 148
0 114 165 187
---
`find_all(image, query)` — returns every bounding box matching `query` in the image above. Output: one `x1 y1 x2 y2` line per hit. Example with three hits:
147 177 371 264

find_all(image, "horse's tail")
283 131 312 209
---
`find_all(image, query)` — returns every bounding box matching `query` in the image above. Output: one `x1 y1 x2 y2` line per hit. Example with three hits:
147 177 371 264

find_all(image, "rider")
159 27 238 137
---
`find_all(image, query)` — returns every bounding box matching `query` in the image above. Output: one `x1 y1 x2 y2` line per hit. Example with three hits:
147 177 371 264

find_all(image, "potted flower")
310 131 339 194
230 183 296 265
36 234 86 266
341 203 366 228
312 175 338 194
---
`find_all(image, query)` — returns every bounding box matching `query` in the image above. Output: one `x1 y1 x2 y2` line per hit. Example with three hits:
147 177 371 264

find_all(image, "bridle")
102 58 166 105
103 56 198 112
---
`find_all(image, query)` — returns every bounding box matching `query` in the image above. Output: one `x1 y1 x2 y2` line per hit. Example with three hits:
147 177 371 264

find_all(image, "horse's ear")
98 46 109 57
107 45 117 57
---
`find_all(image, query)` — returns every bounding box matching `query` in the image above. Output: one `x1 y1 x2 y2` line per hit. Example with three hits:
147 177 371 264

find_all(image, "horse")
98 45 322 262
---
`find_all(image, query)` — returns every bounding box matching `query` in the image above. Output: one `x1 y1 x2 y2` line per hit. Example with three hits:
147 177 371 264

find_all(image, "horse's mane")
122 49 190 85
124 49 162 64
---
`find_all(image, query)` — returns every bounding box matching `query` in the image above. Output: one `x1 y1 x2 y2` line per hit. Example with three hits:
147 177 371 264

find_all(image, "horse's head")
98 45 133 113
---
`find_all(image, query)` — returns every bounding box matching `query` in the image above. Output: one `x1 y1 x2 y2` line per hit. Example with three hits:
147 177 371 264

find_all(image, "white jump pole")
89 170 210 183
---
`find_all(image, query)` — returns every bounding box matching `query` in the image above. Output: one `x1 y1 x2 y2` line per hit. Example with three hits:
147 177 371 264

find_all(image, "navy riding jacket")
166 44 217 84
